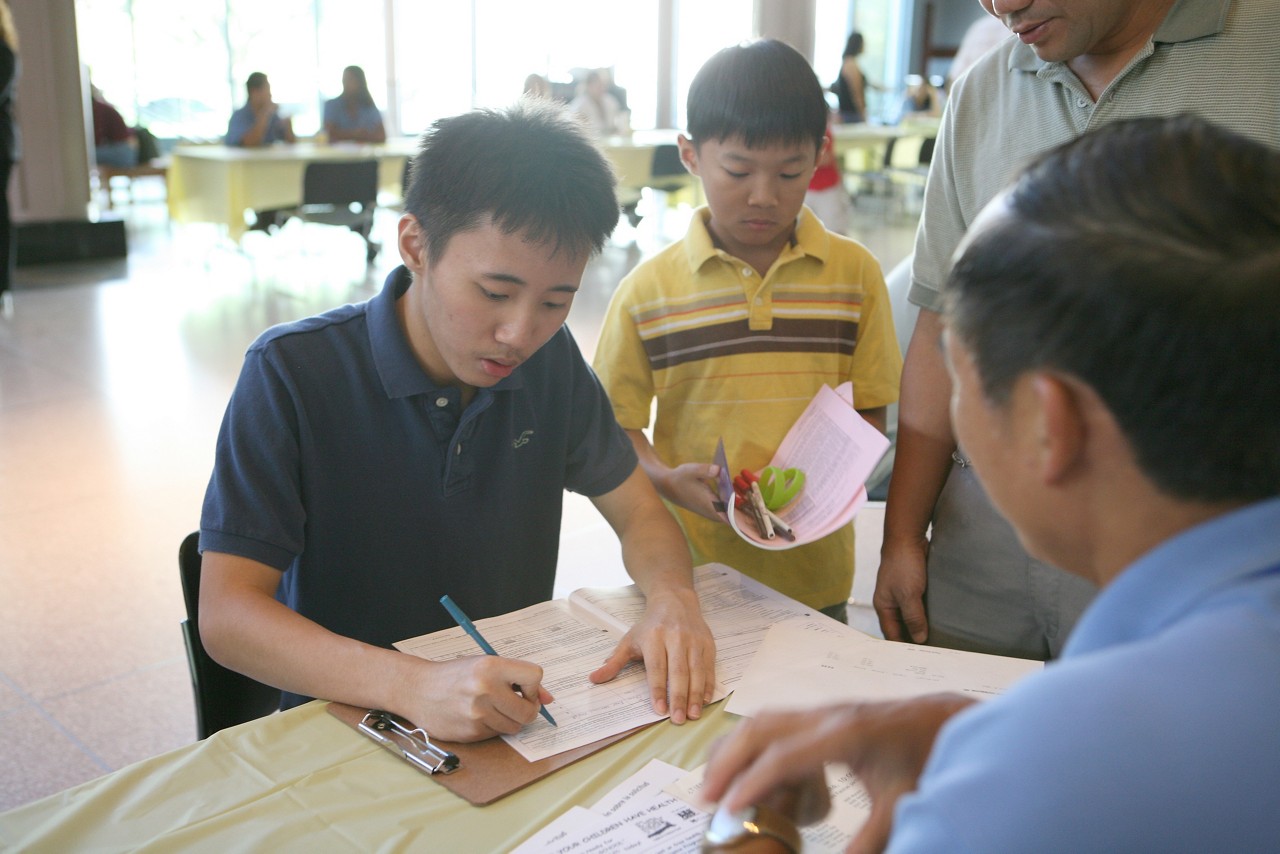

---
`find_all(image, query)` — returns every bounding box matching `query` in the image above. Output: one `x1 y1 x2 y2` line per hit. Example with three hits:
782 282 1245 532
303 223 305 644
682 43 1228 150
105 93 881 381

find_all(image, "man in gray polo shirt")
877 0 1280 659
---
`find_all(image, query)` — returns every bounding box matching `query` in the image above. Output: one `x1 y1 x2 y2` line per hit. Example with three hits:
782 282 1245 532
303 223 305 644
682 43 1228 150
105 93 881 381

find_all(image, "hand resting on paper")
586 465 718 724
589 585 716 724
700 695 974 853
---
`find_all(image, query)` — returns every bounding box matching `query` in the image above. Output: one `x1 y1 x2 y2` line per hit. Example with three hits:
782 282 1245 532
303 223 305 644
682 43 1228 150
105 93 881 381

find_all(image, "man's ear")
397 214 427 275
1031 373 1086 486
676 134 700 177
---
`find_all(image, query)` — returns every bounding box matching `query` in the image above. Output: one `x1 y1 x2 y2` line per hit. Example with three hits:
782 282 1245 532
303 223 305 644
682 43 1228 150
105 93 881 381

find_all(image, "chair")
179 531 280 739
290 159 380 263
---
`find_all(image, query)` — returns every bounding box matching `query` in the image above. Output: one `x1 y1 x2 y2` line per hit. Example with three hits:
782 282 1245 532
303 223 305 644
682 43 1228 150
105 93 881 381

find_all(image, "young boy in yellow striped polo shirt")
593 39 901 620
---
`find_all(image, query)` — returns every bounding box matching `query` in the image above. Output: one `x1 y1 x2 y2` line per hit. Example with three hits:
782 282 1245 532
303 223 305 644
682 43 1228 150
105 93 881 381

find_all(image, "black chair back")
179 532 281 739
302 160 378 208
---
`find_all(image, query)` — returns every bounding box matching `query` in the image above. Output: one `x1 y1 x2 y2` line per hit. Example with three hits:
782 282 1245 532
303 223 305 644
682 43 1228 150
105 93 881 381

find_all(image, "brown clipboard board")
327 702 650 805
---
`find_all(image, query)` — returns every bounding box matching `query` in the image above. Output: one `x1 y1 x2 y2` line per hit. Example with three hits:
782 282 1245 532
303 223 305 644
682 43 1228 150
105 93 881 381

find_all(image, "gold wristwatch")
701 803 802 853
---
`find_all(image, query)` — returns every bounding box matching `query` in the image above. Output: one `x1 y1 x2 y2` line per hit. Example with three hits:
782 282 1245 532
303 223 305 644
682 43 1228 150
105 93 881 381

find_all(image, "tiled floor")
0 179 916 812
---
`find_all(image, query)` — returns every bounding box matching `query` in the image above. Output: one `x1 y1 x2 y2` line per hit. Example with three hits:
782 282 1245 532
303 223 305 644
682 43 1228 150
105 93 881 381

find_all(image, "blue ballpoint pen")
439 595 558 727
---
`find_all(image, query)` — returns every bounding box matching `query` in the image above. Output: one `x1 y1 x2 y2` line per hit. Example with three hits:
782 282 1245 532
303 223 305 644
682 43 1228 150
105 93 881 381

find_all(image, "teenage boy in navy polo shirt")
199 102 716 743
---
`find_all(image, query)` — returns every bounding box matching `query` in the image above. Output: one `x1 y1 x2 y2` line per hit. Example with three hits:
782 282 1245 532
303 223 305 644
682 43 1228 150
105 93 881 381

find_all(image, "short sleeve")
908 91 969 314
200 343 305 570
848 259 903 409
591 275 658 430
561 330 638 497
225 109 251 146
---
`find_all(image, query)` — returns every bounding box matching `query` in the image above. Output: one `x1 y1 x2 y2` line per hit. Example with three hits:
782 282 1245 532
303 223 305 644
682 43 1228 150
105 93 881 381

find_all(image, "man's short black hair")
686 39 827 151
246 72 268 93
403 100 619 264
946 115 1280 503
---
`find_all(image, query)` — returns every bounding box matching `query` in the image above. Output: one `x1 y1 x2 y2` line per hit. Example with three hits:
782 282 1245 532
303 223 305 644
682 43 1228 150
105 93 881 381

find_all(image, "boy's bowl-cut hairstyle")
404 99 619 264
686 39 827 151
946 115 1280 504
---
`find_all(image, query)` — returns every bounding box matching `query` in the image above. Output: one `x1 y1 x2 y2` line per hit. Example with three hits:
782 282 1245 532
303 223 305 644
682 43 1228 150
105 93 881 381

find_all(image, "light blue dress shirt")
889 497 1280 852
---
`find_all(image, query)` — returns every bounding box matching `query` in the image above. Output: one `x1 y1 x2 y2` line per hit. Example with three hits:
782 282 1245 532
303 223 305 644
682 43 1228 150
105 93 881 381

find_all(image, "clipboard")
327 702 650 805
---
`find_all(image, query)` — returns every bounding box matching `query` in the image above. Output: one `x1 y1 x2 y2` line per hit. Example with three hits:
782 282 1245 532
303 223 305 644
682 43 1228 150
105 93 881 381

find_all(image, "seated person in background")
523 72 553 100
592 40 900 623
569 70 623 136
323 65 386 144
91 85 137 168
199 101 717 743
700 116 1280 853
226 71 295 147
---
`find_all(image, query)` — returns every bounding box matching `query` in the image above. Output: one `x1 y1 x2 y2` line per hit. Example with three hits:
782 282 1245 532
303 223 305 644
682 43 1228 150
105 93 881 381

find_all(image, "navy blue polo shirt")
201 267 637 706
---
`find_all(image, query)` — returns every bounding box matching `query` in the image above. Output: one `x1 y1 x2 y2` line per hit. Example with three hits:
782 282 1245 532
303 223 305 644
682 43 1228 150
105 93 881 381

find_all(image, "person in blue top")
199 100 716 744
225 71 296 148
699 116 1280 852
322 65 386 144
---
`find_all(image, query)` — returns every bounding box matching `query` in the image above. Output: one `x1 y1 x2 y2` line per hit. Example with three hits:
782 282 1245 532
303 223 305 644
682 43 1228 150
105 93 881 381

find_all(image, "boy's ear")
676 134 700 177
397 214 428 275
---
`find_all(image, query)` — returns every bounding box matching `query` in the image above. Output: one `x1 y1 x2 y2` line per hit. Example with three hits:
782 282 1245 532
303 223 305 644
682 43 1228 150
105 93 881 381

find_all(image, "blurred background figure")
804 126 851 235
226 71 295 147
91 84 138 167
900 74 943 120
570 69 624 136
323 65 386 144
0 0 17 309
831 31 867 123
523 72 553 100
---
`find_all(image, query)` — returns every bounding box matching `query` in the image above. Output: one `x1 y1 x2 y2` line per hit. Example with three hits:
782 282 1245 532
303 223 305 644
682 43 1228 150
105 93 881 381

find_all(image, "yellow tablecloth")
0 700 738 852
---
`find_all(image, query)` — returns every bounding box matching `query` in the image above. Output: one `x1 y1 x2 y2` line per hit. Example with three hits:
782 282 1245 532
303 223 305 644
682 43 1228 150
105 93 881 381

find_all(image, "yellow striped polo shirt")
593 206 901 608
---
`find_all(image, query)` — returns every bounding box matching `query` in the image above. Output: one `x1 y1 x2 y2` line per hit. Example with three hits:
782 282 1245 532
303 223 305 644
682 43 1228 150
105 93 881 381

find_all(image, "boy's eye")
725 169 748 179
781 172 803 180
479 287 508 302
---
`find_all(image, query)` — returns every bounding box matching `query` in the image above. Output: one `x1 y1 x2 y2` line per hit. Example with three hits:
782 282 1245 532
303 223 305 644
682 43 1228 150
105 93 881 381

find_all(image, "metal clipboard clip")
358 710 460 775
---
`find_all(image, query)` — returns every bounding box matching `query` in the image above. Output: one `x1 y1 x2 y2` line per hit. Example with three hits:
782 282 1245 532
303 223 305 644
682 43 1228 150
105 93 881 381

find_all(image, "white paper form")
666 763 869 854
727 619 1044 718
718 382 890 551
512 760 710 854
570 564 825 690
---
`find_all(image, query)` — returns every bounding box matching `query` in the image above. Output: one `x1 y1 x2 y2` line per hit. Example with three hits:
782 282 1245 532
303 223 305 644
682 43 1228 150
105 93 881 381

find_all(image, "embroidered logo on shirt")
513 430 534 449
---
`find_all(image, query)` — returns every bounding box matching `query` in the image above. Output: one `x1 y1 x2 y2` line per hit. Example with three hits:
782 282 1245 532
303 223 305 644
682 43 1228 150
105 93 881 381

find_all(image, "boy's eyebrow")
722 150 812 165
483 272 579 293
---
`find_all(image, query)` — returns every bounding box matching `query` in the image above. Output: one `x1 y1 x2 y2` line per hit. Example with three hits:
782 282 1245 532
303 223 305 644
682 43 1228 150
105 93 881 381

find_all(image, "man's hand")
701 695 975 854
403 654 552 743
873 537 930 644
589 587 716 723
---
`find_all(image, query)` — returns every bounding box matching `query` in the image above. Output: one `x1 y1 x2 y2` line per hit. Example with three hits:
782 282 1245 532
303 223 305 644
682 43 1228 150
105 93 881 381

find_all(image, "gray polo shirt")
911 0 1280 312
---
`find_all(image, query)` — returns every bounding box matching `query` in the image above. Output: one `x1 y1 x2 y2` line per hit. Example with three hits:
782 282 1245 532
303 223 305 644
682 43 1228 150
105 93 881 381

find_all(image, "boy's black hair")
403 99 619 264
946 115 1280 503
686 39 827 151
245 72 268 93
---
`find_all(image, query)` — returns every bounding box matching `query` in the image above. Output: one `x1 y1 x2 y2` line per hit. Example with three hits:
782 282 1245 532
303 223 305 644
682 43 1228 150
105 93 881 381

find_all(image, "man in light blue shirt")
699 116 1280 852
226 71 295 148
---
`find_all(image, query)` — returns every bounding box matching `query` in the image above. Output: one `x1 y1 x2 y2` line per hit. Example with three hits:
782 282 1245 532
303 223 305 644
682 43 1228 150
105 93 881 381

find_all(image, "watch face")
705 804 758 844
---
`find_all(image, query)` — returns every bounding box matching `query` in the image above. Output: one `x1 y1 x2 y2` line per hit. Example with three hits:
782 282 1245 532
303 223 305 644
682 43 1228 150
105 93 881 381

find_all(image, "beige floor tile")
0 706 111 812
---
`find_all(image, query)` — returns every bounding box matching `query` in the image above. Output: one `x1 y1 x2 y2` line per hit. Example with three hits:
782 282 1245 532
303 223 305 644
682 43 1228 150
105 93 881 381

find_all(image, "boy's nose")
747 176 779 207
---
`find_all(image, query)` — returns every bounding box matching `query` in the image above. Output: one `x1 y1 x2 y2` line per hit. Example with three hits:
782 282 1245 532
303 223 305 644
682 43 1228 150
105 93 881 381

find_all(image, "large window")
814 0 912 124
77 1 873 141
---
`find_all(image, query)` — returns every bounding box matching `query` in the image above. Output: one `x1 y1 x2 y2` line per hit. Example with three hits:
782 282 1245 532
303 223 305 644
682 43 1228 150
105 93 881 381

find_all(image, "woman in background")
831 31 867 123
323 65 386 144
0 0 18 309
